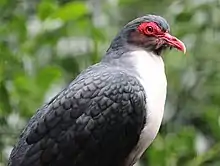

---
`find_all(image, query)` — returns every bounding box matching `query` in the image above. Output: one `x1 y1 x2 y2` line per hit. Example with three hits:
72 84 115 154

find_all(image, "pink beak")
162 32 186 54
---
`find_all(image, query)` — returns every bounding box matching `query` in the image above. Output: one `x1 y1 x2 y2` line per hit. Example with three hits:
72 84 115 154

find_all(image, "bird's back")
8 63 147 166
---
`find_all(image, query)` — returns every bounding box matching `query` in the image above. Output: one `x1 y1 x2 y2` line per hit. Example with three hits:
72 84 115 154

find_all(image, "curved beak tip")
177 39 186 54
163 32 186 55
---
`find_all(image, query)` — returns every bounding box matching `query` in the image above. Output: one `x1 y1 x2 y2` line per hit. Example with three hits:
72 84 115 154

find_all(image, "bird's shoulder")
26 63 146 143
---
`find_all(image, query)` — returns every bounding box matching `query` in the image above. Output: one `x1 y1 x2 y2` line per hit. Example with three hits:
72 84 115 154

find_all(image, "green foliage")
0 0 220 165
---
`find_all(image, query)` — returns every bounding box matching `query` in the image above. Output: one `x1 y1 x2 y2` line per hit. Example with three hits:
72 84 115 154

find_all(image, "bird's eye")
146 26 153 33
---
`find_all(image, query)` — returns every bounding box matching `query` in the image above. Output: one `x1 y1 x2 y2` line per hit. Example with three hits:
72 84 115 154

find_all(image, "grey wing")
9 67 146 166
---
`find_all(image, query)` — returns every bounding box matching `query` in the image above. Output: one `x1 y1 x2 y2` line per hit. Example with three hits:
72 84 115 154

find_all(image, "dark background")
1 0 220 165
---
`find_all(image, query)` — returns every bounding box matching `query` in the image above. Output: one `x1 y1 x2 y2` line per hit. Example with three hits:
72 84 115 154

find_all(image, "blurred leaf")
186 143 220 166
175 12 193 22
36 66 62 90
37 1 58 20
52 1 88 21
0 81 11 115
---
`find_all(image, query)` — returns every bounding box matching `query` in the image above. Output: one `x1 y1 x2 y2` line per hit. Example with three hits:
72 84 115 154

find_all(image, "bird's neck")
103 48 167 118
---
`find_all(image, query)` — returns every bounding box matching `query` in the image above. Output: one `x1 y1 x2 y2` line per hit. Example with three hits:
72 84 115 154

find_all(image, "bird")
8 14 186 166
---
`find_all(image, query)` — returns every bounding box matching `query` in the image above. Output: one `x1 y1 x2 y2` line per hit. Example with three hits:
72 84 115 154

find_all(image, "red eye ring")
137 22 159 35
146 26 153 33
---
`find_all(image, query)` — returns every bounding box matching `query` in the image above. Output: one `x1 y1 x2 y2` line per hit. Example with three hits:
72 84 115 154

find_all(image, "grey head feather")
124 15 170 32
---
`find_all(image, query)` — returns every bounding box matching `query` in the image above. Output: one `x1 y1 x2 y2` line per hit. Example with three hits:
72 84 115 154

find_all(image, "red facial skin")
137 22 186 54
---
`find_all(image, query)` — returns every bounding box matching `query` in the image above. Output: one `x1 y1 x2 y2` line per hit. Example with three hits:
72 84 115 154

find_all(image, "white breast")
126 50 167 166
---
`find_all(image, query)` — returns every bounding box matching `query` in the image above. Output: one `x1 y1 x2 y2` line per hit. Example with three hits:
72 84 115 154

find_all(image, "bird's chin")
154 44 170 56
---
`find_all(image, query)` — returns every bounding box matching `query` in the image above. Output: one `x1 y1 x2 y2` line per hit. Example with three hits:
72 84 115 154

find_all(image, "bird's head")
108 15 186 56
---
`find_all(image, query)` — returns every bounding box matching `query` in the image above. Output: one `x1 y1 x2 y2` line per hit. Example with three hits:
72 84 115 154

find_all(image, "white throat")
126 50 167 165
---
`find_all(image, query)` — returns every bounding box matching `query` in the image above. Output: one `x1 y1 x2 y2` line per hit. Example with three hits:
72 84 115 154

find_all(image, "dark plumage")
8 14 186 166
9 64 146 166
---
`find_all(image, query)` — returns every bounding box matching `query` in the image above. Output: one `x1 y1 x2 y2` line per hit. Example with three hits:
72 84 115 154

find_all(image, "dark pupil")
147 26 153 32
